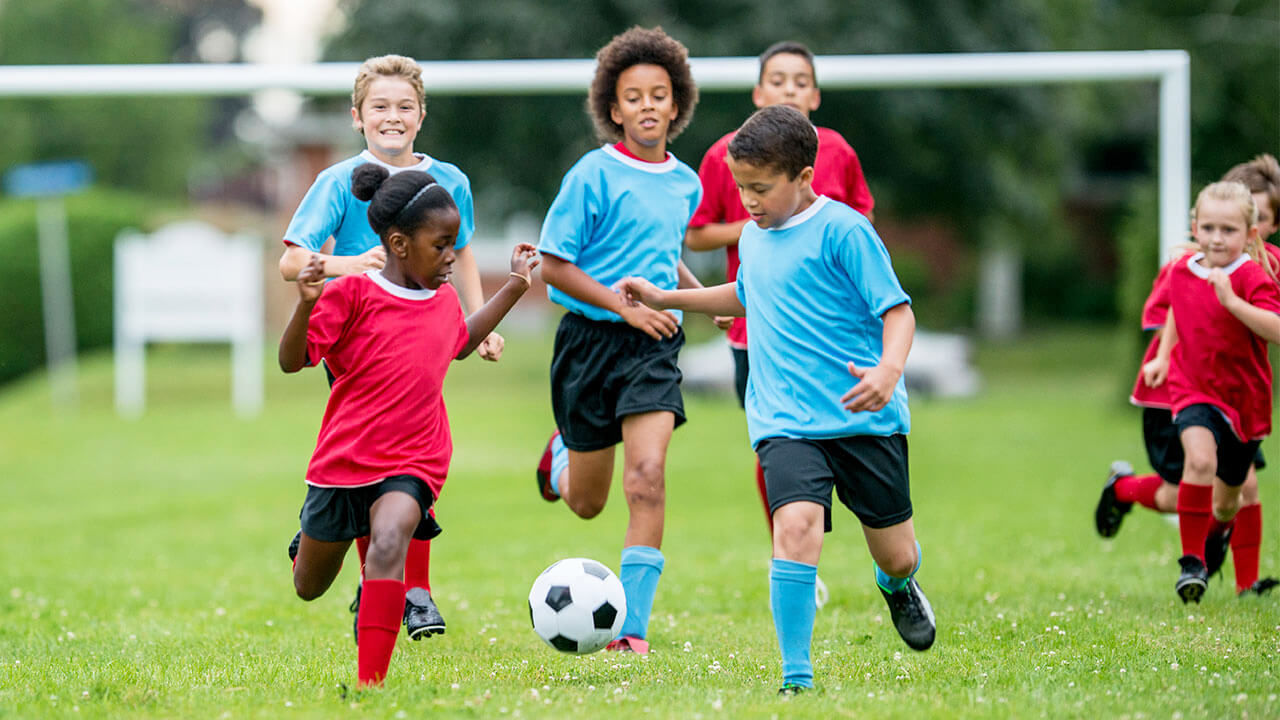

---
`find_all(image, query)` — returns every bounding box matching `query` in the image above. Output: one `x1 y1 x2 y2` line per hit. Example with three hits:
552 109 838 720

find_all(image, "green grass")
1 327 1277 719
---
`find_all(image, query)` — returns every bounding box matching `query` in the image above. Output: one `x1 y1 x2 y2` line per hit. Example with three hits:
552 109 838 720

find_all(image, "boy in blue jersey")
619 105 936 693
278 55 496 645
534 27 703 655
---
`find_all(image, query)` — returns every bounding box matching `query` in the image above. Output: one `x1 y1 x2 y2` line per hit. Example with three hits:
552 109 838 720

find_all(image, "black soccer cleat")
288 530 301 563
778 684 808 696
1202 523 1233 579
1238 577 1279 598
349 584 361 645
1175 555 1208 604
879 578 936 651
1094 460 1134 538
404 587 446 640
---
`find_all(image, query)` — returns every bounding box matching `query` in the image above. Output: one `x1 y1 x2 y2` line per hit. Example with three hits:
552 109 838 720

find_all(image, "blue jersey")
538 145 701 323
283 150 475 256
734 196 911 447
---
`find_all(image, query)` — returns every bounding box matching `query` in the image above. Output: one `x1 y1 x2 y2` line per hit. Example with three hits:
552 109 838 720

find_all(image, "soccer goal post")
0 50 1190 260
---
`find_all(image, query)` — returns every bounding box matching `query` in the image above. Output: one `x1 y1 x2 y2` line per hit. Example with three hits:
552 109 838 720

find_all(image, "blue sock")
875 540 923 594
770 558 817 689
618 545 664 639
548 433 568 497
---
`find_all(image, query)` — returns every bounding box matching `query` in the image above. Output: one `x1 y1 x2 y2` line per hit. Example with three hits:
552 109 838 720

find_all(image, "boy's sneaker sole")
1094 460 1134 538
1175 555 1208 603
535 431 562 502
879 578 936 651
404 587 446 640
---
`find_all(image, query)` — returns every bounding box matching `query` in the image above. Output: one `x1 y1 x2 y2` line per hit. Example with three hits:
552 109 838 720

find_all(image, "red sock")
357 578 405 686
1114 473 1165 510
755 460 772 535
1231 503 1262 593
356 537 370 580
1176 483 1214 561
404 538 432 592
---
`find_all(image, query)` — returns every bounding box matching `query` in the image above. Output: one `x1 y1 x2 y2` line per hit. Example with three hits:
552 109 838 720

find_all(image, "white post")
36 197 79 407
1158 55 1192 262
113 236 144 418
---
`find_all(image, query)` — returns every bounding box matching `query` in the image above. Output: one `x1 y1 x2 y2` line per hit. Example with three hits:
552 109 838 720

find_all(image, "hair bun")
351 163 390 201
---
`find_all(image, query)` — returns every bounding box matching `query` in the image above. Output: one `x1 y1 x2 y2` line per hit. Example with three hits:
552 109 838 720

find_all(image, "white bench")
113 220 263 417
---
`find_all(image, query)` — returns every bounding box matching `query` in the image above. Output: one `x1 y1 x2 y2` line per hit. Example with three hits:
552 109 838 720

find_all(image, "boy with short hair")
621 105 934 694
685 43 875 604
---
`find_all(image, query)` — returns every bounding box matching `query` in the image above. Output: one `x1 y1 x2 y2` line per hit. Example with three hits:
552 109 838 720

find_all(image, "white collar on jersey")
358 149 434 175
366 269 439 300
768 195 831 231
601 144 678 173
1185 251 1250 279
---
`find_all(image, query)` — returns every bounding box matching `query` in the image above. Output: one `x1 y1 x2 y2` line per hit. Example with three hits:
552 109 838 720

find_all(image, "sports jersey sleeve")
1141 263 1174 329
734 261 747 307
284 170 346 251
453 175 476 250
1244 266 1280 314
305 279 355 367
831 222 909 317
452 295 469 358
538 164 600 264
843 148 875 217
689 140 733 229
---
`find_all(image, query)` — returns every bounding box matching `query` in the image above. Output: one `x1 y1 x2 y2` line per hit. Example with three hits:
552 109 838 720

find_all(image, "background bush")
0 189 161 385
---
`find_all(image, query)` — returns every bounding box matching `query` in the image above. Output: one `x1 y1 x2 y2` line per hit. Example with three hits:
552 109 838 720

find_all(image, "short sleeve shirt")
1168 253 1280 441
690 127 874 347
303 270 469 499
284 150 475 257
538 145 701 323
734 196 910 448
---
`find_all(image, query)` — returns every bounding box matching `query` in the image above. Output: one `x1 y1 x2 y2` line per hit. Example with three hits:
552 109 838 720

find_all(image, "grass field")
1 325 1277 719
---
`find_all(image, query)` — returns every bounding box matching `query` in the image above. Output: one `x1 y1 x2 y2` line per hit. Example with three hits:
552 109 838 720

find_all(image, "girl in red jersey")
281 163 538 686
1143 181 1280 603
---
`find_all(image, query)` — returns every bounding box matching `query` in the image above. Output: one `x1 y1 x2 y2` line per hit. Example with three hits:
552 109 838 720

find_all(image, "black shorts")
299 475 442 543
1142 407 1184 484
1174 404 1261 487
731 347 749 409
756 434 913 530
550 312 686 452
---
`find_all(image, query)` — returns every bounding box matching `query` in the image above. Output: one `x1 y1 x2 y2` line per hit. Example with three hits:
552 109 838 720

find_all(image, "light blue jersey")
283 150 474 256
735 196 911 447
538 145 701 323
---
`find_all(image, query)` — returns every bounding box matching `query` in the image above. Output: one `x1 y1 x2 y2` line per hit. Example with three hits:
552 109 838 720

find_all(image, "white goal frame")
0 51 1190 259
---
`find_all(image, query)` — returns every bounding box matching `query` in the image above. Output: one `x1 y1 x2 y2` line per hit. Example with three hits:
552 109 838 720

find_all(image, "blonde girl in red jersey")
1143 181 1280 602
281 163 537 686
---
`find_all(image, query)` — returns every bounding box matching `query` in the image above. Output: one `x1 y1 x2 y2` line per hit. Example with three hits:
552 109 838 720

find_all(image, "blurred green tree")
323 0 1276 327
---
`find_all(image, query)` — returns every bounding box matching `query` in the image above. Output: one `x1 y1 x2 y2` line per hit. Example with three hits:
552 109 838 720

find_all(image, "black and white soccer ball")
528 557 627 654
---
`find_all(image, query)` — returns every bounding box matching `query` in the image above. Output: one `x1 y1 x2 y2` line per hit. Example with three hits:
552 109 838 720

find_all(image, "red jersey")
1130 260 1178 408
689 126 874 348
1168 253 1280 441
303 271 469 497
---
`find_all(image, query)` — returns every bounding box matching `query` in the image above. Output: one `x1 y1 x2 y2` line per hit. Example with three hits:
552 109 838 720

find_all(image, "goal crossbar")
0 50 1190 259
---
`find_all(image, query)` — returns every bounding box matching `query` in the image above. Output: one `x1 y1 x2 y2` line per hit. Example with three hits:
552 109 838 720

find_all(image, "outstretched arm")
841 302 914 413
540 254 680 341
279 256 326 372
618 276 746 317
279 243 385 281
451 244 505 361
685 221 748 252
457 244 539 359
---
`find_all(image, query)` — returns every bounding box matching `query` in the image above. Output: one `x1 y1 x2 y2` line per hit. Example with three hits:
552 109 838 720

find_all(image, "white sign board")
114 220 263 417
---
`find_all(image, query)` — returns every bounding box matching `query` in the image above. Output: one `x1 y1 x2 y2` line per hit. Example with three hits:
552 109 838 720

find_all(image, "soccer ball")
528 557 626 654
